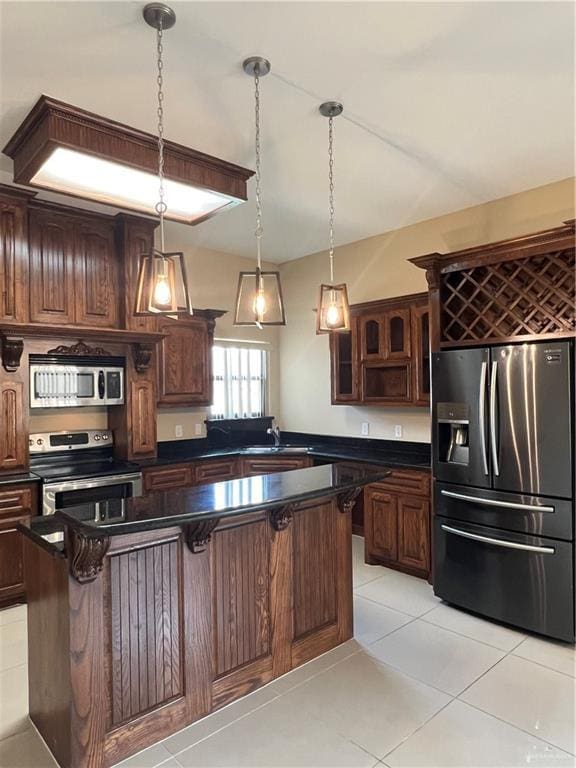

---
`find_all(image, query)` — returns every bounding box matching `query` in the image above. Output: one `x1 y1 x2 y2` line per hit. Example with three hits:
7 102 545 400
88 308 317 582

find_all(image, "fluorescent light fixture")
32 147 232 224
3 96 253 225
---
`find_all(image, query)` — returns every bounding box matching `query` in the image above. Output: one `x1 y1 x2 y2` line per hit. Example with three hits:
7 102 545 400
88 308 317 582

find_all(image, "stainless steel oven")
42 473 142 516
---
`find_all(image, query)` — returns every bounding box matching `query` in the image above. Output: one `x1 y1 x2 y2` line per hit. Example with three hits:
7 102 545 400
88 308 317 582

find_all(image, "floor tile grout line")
379 693 457 762
353 592 433 620
418 614 526 653
456 696 576 758
507 650 576 680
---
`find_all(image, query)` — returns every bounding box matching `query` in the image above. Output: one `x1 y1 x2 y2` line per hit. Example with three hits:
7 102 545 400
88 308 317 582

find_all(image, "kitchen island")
21 463 388 768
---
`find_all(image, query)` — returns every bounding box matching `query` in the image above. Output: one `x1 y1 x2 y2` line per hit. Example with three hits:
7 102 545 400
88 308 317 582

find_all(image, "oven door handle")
441 524 555 554
43 473 142 494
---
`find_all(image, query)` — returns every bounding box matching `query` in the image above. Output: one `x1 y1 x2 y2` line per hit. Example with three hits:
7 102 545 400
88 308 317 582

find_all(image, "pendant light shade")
234 268 285 326
134 249 193 315
234 57 286 328
316 283 350 333
134 3 193 317
316 101 350 334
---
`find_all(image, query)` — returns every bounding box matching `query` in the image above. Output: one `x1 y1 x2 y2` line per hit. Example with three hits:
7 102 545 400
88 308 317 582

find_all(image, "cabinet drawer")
195 459 239 485
370 469 430 497
241 456 311 477
143 464 194 492
0 487 33 517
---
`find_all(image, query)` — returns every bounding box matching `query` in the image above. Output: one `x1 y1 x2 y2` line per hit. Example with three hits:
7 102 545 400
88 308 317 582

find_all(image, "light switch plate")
394 424 403 438
361 422 369 436
175 424 184 438
194 423 203 436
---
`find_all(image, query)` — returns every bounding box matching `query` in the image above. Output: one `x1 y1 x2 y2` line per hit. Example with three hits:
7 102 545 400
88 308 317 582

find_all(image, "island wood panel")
292 500 337 639
108 537 182 727
25 496 355 768
211 519 271 679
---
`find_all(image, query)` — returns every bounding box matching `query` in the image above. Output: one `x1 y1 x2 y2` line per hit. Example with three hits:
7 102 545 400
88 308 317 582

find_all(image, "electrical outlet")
361 422 369 436
175 424 184 438
194 423 202 436
394 424 403 438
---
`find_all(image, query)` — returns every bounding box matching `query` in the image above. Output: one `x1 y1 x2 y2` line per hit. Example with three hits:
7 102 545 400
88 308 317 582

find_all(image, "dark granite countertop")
0 472 42 487
140 433 431 471
33 463 389 539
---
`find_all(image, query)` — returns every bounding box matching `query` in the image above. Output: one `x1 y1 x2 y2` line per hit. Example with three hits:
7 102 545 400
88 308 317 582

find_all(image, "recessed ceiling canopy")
3 95 254 225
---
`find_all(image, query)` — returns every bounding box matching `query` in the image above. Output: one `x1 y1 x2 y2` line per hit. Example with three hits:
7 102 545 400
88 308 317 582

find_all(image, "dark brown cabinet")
0 190 29 324
240 456 312 476
0 378 27 472
195 458 239 485
364 468 431 578
0 484 37 607
157 318 213 407
29 209 118 328
331 293 430 407
143 463 195 492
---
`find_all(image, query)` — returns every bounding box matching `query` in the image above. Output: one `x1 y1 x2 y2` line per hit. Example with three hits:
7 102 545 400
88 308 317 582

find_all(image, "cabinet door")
330 319 359 404
359 314 384 361
398 495 430 575
0 195 28 323
129 379 157 458
0 485 36 607
411 303 430 406
195 459 239 485
241 456 311 476
0 380 26 471
115 216 158 332
364 486 398 562
157 319 212 406
384 308 411 360
74 220 118 327
144 463 195 492
29 210 75 324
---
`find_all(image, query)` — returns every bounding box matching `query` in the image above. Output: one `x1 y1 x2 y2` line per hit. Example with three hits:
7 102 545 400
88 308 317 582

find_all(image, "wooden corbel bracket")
1 334 24 372
67 529 110 584
337 487 363 515
269 503 296 532
184 518 220 553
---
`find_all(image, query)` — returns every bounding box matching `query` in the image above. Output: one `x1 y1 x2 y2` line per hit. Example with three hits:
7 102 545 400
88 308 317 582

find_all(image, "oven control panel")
29 430 113 453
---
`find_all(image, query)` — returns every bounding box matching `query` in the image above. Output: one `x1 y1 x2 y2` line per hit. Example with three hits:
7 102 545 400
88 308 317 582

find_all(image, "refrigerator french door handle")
490 361 500 476
440 489 555 513
440 524 555 554
479 361 489 475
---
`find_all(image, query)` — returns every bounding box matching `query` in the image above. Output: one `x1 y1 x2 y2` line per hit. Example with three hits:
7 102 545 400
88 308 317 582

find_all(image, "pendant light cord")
253 67 263 273
328 115 335 283
155 20 167 253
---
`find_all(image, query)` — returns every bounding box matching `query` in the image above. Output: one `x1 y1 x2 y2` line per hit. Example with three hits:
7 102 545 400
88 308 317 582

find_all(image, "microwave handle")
98 370 105 399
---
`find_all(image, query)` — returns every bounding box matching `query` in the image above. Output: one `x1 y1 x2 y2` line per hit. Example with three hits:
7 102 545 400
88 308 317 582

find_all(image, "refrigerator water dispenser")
437 403 470 465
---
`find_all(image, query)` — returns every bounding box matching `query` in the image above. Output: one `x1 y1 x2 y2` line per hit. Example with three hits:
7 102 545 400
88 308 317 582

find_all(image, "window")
211 344 268 420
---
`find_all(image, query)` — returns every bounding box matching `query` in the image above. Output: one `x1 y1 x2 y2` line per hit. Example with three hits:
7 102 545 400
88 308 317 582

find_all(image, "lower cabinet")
143 463 195 493
240 456 312 476
0 483 38 607
364 468 431 578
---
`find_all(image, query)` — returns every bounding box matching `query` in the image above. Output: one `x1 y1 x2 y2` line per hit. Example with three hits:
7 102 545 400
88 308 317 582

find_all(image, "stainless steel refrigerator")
432 341 575 642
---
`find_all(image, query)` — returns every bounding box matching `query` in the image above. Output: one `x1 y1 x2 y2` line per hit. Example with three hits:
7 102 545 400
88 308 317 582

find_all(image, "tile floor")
0 535 574 768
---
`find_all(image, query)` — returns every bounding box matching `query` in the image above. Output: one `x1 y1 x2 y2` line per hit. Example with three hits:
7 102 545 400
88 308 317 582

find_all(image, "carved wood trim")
269 503 296 531
47 340 112 356
183 518 220 553
337 487 363 515
132 343 154 373
0 335 24 372
67 529 110 583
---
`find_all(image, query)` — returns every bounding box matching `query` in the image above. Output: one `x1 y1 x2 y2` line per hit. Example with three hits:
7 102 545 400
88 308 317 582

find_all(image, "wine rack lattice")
440 249 575 343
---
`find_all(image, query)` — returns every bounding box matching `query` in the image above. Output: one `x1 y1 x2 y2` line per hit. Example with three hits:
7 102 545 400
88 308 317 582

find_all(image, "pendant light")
316 101 350 334
234 57 286 328
134 3 193 316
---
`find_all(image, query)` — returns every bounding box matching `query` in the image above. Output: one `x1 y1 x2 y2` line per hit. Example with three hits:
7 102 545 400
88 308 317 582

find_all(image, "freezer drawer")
436 482 574 540
434 517 575 642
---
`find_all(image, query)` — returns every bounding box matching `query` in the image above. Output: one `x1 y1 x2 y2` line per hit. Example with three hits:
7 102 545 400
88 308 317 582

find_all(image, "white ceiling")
0 1 574 262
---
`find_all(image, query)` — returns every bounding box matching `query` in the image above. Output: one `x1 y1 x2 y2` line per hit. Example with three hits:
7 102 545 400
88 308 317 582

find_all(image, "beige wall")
277 177 575 444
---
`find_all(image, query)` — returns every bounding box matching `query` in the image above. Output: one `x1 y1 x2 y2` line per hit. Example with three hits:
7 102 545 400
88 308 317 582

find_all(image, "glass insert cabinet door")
359 309 411 362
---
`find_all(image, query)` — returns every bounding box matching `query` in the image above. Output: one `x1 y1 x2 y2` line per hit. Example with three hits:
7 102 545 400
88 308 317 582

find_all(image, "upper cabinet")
28 207 119 328
330 293 430 408
0 188 30 324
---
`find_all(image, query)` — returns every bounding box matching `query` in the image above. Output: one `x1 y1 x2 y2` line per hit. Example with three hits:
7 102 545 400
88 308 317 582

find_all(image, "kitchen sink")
241 446 311 454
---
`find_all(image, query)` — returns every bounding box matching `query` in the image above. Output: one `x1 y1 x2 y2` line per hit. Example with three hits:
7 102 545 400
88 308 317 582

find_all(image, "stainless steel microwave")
30 360 124 408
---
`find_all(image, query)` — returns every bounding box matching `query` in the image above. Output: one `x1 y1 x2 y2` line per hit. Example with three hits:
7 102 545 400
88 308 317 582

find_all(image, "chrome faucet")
267 425 281 446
